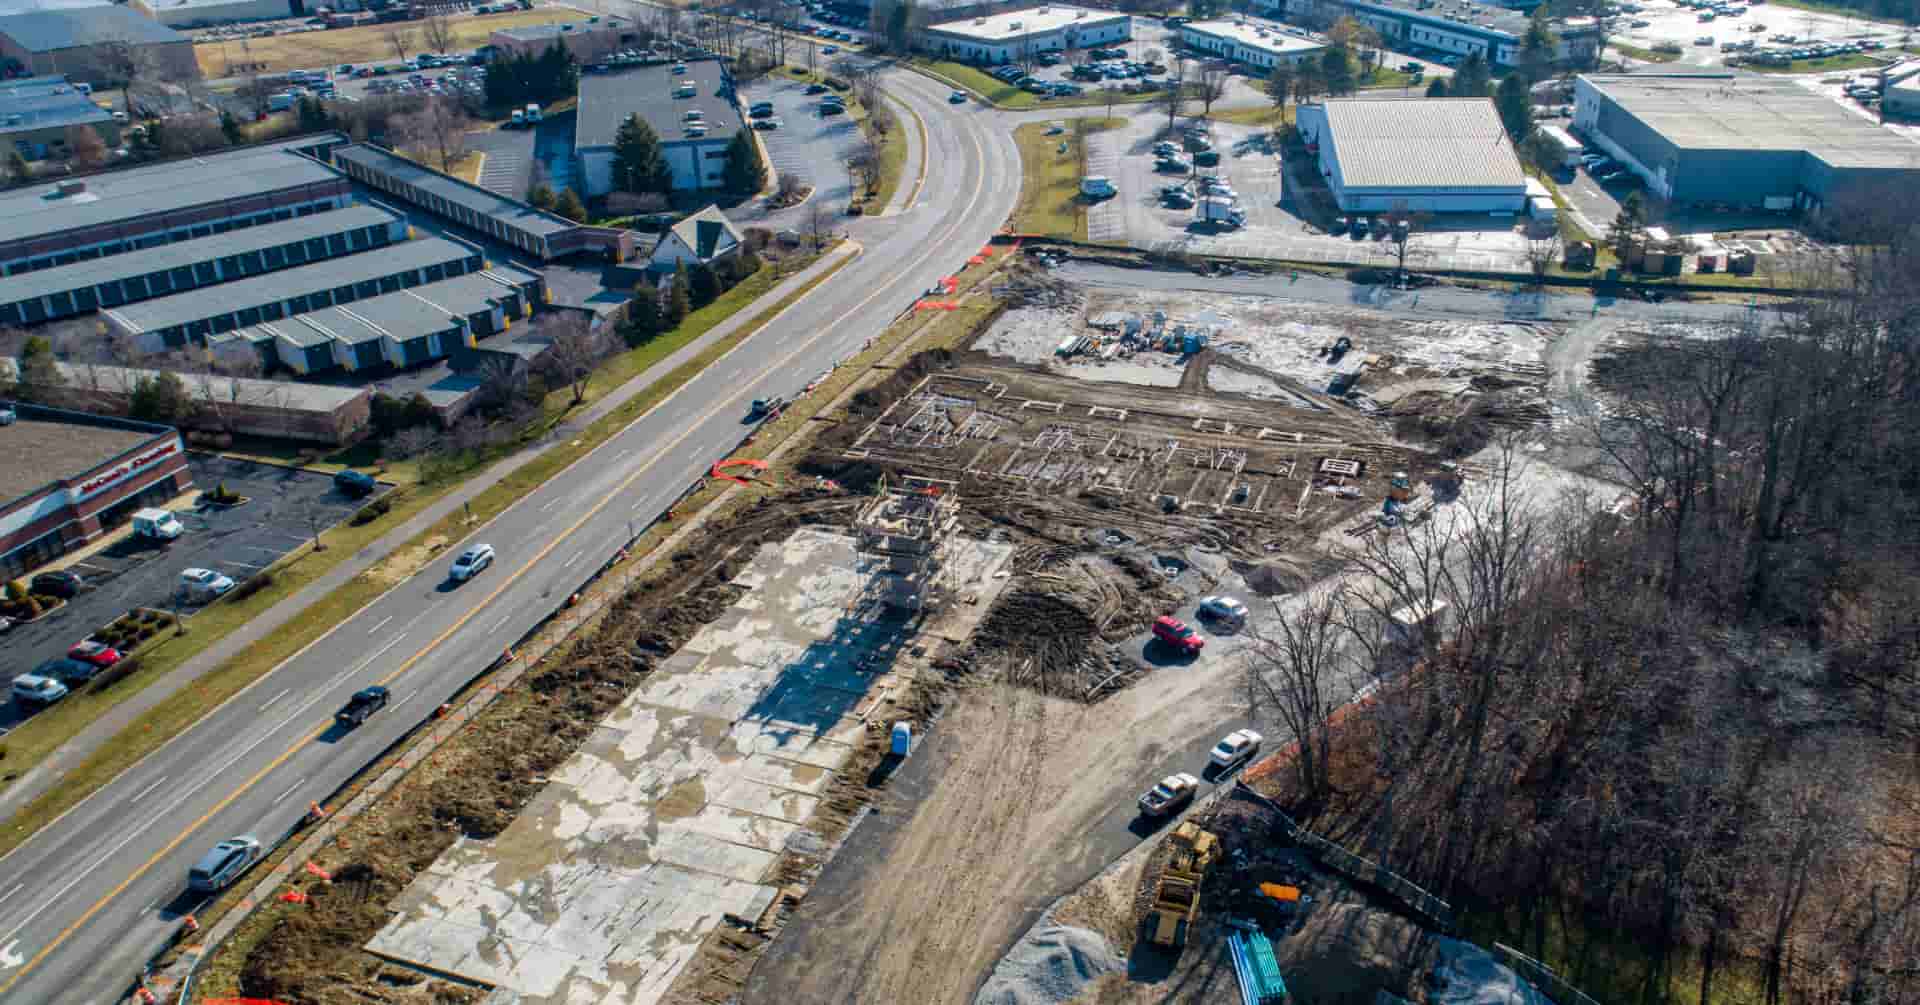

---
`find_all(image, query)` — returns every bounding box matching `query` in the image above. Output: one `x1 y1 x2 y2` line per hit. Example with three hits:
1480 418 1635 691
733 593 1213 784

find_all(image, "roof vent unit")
975 16 987 23
57 180 86 196
1008 20 1022 28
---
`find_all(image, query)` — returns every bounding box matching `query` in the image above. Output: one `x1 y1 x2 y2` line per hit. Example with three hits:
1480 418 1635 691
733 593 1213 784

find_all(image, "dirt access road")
744 664 1257 1005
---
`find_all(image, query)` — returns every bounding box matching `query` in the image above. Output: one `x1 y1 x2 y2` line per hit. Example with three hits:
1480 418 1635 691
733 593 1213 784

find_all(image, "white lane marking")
128 777 168 805
0 939 20 970
0 885 20 908
613 447 631 459
541 497 562 512
368 614 394 635
488 612 513 635
271 779 305 806
258 688 290 712
563 549 584 569
389 691 414 710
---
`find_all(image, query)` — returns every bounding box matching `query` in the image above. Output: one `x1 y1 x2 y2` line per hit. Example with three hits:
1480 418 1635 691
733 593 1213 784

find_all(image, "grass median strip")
1012 118 1121 240
0 248 856 860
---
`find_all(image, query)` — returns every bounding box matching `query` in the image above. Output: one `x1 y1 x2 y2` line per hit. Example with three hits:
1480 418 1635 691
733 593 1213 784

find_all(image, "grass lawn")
1359 67 1421 90
1207 104 1296 127
1010 118 1122 240
194 9 575 77
1747 52 1884 73
0 249 854 861
1613 43 1684 62
916 59 1162 111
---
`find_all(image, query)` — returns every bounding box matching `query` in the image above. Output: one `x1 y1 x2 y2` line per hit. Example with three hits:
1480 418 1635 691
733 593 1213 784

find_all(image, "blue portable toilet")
890 722 912 755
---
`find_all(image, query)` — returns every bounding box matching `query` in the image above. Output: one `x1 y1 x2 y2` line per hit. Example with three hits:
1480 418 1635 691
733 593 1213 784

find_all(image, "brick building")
0 401 192 577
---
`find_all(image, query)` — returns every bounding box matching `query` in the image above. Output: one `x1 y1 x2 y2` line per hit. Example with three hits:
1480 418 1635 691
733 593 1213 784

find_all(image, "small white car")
1209 729 1264 771
1198 595 1250 626
450 543 496 581
181 567 236 599
1138 772 1200 816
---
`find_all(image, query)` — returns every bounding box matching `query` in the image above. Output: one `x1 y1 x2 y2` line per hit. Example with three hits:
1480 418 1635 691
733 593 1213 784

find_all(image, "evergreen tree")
129 372 192 423
1320 46 1356 97
1265 63 1294 117
611 114 672 196
1495 73 1534 141
10 335 64 401
1609 190 1647 260
527 181 556 210
722 128 768 194
620 288 661 346
553 187 587 222
689 263 721 307
664 265 692 327
1451 53 1492 97
1425 77 1450 97
5 150 29 187
1520 6 1558 82
220 109 243 145
731 248 764 283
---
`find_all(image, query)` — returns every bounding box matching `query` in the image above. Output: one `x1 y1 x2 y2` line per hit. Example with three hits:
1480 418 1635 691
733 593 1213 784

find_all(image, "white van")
131 508 184 541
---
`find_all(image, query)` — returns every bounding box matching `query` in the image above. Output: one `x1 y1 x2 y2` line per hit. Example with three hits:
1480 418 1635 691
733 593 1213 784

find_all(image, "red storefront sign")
75 439 179 501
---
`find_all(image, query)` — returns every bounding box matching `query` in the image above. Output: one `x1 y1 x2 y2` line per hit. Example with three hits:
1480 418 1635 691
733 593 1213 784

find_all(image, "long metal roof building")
1297 98 1528 213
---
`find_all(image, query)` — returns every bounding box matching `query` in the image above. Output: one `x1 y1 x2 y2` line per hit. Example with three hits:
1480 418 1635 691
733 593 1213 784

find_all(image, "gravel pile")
974 924 1122 1005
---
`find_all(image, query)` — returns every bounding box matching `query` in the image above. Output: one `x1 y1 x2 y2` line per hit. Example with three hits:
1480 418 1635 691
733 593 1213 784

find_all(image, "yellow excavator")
1147 822 1218 949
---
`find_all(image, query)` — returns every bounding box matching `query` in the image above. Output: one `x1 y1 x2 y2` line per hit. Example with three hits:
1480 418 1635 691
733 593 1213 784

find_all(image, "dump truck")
1148 822 1218 948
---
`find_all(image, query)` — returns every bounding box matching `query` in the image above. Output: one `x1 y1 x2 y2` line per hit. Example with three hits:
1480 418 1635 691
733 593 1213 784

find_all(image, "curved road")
0 66 1018 1004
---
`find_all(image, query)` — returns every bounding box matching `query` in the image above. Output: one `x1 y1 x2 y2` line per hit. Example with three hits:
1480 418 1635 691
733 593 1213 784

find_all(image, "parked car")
1138 772 1200 817
749 101 774 117
35 656 100 686
188 835 264 892
30 569 84 598
11 673 68 709
180 567 237 600
334 469 378 498
753 117 782 129
450 543 496 582
950 89 968 103
68 640 123 668
1152 141 1178 156
1156 156 1190 173
335 685 390 727
1198 595 1249 626
1192 150 1220 167
1163 190 1195 209
1151 615 1204 654
1209 729 1264 771
805 82 828 94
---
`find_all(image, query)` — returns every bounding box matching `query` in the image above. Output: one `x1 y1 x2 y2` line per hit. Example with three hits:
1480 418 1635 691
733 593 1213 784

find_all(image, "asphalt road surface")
0 66 1018 1004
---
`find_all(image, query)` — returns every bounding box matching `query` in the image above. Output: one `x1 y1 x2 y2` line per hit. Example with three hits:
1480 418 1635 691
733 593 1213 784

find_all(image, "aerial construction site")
200 254 1620 1005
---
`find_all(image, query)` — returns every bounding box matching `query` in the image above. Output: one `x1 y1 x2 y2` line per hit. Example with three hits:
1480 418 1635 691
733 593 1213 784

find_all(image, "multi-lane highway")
0 67 1018 1003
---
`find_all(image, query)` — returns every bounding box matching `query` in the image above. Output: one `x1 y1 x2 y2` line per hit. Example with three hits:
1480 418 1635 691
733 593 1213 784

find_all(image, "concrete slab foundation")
366 527 1013 1005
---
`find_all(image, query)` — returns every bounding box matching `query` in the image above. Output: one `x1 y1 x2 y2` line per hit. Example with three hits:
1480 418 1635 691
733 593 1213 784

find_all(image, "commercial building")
0 134 352 275
1882 61 1920 120
329 143 635 261
0 74 118 161
0 359 371 445
0 401 190 577
0 5 197 85
1572 73 1920 210
648 205 741 274
575 59 743 195
1296 98 1528 213
210 265 545 375
0 203 404 326
1254 0 1596 70
1179 17 1326 70
133 0 293 28
922 6 1131 65
104 236 488 351
489 14 638 60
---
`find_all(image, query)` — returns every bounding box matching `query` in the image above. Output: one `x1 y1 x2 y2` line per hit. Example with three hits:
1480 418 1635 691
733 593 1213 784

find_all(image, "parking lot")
1611 0 1908 67
2 455 373 725
1082 112 1535 271
738 74 866 212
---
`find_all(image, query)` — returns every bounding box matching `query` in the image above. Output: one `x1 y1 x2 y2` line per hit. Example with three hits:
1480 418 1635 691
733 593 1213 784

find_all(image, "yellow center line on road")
0 101 998 991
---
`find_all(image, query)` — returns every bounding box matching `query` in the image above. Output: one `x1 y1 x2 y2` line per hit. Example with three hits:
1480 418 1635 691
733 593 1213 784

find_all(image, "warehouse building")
104 235 487 351
1296 98 1527 213
330 143 634 261
0 5 197 85
0 359 371 446
922 6 1131 65
209 265 545 375
133 0 293 28
1881 61 1920 119
489 14 638 61
1572 73 1920 211
1255 0 1596 70
575 59 743 196
0 204 404 326
0 134 351 275
0 74 118 161
0 401 190 577
1179 17 1325 70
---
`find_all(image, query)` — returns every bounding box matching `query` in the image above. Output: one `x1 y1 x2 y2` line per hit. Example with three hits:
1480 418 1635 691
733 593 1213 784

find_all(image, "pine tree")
689 263 721 307
664 265 692 327
1320 46 1355 97
1265 64 1294 117
620 288 661 346
553 187 587 222
220 109 243 145
1520 6 1558 83
612 114 672 196
1495 73 1534 141
5 150 29 187
1609 190 1647 261
527 181 556 210
1425 77 1450 98
1451 53 1492 97
722 128 767 195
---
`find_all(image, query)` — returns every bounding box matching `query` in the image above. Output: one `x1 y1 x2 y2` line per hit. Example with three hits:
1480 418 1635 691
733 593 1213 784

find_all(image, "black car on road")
30 569 84 598
335 686 391 727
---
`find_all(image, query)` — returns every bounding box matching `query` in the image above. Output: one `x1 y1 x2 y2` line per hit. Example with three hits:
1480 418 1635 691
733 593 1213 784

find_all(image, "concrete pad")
710 774 823 824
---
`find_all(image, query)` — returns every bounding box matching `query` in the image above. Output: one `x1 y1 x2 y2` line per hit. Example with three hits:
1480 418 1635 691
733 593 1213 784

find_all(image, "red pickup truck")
1152 616 1204 655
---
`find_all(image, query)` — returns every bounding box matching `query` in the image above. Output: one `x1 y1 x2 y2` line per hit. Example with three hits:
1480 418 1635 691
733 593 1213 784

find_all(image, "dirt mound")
974 924 1123 1005
1234 559 1309 597
972 589 1108 698
1275 901 1430 1003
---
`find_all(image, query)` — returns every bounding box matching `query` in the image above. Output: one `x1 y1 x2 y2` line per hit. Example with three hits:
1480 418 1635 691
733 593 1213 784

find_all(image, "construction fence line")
1231 782 1455 934
1495 942 1606 1005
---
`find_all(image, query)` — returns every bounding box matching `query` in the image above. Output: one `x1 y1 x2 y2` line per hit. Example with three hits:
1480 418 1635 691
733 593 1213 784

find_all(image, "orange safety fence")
711 459 769 485
206 999 293 1004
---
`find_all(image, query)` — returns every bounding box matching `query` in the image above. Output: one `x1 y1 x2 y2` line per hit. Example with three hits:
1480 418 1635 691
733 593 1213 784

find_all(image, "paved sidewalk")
0 243 862 826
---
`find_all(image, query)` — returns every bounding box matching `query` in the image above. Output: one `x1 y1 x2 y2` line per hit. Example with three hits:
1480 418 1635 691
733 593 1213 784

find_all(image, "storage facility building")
0 401 190 577
0 360 371 447
0 134 351 275
1879 61 1920 120
1572 73 1920 211
104 235 488 350
489 15 637 60
0 74 118 161
1254 0 1595 69
209 265 545 375
0 204 404 326
1179 18 1325 70
1295 98 1527 213
574 59 742 195
921 6 1131 65
0 5 197 84
133 0 292 27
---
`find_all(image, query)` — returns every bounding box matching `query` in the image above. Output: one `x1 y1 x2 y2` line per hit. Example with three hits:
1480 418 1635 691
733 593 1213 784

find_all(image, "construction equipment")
1148 822 1218 948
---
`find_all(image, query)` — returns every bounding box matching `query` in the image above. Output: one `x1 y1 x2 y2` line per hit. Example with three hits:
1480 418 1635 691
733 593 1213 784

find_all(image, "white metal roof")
927 5 1127 42
1181 18 1324 57
1319 99 1526 191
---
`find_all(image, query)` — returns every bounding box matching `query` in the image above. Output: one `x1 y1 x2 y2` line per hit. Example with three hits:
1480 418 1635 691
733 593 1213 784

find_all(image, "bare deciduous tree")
419 13 456 56
385 25 417 63
535 313 612 406
1196 63 1230 117
1383 200 1431 286
1242 592 1360 809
